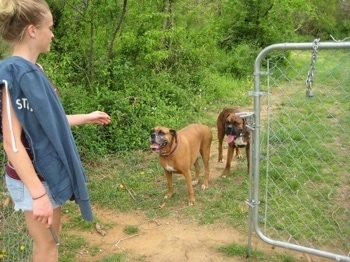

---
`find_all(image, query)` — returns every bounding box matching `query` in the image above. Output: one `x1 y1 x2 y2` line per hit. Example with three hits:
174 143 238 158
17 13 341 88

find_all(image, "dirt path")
71 209 246 262
66 207 329 262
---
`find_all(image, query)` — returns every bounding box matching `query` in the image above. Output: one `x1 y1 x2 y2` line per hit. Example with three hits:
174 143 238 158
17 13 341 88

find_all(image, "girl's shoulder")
0 56 37 69
0 57 44 85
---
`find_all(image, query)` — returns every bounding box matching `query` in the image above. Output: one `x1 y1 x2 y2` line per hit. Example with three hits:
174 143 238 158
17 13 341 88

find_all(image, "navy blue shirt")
0 56 93 221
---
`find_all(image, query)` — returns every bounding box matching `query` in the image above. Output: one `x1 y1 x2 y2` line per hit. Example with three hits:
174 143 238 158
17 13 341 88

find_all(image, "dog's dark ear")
170 129 177 142
225 113 231 122
224 114 231 127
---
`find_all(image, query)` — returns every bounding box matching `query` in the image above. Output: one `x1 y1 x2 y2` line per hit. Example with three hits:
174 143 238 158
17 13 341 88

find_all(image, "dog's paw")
221 169 229 178
201 184 208 190
164 193 172 199
192 180 199 186
188 201 195 206
236 154 243 159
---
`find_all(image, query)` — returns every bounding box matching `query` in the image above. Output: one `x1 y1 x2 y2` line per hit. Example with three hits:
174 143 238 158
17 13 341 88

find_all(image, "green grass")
0 206 32 261
123 225 139 235
83 152 251 228
99 253 128 262
218 243 296 262
59 235 88 262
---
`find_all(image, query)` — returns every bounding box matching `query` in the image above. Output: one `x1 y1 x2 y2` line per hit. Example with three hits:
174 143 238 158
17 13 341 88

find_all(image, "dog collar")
160 141 178 157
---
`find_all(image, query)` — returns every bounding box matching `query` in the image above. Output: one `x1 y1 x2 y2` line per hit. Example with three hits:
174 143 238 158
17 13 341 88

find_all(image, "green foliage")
0 40 9 59
33 0 350 157
216 43 257 77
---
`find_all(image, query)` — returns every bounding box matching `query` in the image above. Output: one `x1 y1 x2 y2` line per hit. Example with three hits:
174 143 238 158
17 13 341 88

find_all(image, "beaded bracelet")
32 192 47 200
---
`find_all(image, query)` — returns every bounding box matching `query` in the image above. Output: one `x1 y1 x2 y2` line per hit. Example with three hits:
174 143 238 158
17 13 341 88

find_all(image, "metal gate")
247 41 350 261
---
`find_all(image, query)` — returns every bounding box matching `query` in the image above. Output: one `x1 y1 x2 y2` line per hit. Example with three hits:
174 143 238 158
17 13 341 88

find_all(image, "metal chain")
305 38 320 97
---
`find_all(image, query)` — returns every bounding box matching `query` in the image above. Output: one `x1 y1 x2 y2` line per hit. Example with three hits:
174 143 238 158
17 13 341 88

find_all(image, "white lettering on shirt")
16 98 33 112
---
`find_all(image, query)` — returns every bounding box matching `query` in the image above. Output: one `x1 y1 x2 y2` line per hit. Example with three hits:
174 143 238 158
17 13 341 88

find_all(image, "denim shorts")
5 174 60 211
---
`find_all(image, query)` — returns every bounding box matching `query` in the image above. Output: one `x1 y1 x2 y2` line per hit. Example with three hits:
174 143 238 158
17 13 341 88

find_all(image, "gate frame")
247 41 350 262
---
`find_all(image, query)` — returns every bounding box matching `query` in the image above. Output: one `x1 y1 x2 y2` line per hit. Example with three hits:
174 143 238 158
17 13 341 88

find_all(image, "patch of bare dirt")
63 127 333 262
64 208 329 262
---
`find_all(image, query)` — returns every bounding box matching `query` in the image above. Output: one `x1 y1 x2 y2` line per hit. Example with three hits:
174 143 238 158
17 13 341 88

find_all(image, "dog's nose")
150 133 156 140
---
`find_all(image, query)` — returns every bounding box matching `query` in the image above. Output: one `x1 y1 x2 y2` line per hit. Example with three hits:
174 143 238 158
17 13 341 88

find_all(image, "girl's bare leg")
24 207 62 262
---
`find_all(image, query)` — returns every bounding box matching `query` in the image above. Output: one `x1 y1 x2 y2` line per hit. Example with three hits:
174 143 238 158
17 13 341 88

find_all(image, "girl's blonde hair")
0 0 50 46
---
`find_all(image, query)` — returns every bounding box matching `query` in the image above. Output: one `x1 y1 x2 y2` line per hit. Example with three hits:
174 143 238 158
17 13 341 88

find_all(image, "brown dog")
217 108 250 177
150 123 212 205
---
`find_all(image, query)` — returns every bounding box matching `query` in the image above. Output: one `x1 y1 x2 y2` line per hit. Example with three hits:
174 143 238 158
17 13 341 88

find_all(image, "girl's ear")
27 25 37 38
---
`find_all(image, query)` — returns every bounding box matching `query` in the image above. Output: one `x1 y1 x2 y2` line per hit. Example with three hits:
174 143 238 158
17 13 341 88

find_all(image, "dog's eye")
158 130 165 135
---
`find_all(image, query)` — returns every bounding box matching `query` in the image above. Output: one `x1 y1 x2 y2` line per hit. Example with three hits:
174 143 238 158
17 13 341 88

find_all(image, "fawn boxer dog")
217 108 250 177
150 123 212 205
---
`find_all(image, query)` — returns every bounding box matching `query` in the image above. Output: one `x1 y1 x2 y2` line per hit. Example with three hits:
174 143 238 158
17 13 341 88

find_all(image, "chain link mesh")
258 47 350 258
0 146 32 261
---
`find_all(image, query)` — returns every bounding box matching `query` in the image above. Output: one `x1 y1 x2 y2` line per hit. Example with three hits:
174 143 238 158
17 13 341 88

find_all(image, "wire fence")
0 149 32 261
248 42 350 261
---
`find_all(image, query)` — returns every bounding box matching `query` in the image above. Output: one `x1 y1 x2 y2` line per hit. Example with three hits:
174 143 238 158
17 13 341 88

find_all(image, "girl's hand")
32 194 54 228
86 111 111 125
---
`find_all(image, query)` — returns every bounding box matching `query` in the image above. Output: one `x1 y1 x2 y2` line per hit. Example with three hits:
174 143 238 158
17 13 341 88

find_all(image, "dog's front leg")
246 144 250 174
222 145 234 178
217 131 224 162
184 170 195 205
235 146 243 158
164 170 173 199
